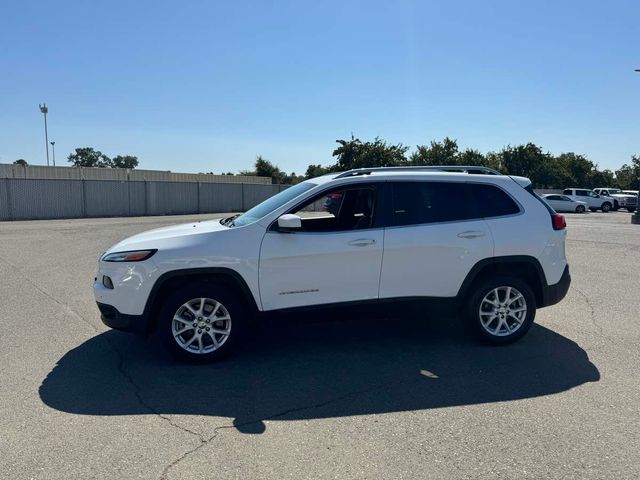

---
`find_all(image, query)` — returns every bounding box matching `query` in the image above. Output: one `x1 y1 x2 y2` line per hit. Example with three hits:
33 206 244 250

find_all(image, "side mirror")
277 214 302 231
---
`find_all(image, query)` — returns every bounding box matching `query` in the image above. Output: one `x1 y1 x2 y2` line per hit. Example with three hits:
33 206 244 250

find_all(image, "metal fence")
0 178 287 221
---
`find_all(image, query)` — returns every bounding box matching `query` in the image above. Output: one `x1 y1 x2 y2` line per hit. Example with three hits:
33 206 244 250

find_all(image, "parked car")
562 188 613 212
592 188 637 212
94 166 571 362
542 194 587 213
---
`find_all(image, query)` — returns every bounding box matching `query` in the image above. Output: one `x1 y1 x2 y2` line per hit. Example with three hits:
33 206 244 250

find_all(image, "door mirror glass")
277 214 302 231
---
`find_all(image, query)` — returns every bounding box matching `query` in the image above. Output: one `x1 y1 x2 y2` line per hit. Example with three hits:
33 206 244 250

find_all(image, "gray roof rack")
334 165 502 179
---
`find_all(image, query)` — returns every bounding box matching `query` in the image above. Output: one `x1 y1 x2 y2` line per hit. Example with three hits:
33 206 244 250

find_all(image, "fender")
141 267 260 332
456 255 547 303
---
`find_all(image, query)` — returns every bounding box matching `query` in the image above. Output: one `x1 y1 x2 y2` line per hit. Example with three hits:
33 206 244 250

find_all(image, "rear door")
379 181 493 299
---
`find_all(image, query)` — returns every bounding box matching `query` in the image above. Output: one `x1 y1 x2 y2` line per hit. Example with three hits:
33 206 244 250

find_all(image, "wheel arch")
142 268 259 334
457 256 546 306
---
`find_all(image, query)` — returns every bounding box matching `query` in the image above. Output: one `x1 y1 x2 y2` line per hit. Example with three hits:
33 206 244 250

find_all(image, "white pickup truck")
592 188 637 212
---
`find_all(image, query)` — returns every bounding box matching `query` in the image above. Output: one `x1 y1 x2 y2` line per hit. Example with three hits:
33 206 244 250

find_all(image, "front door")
259 183 384 311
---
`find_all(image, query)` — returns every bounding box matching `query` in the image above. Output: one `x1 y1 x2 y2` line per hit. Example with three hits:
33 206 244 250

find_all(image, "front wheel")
466 277 536 345
601 202 612 212
158 284 248 362
575 204 586 213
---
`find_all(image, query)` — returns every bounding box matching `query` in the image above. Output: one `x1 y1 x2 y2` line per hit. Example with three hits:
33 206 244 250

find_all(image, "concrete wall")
0 178 288 220
0 163 272 184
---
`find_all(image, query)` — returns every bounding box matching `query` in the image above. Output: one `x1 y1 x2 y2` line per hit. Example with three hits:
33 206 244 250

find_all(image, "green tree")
305 164 330 178
332 136 408 171
13 159 28 165
111 155 139 169
457 148 487 167
615 155 640 190
410 137 459 165
67 147 111 167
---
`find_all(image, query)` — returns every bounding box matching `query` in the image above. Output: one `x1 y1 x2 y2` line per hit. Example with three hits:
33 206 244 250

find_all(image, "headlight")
102 249 157 262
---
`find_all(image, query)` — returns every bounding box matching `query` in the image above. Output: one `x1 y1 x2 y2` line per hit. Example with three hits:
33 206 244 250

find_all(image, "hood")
107 218 228 253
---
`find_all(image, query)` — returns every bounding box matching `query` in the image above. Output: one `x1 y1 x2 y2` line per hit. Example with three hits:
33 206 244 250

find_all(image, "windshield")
232 182 317 227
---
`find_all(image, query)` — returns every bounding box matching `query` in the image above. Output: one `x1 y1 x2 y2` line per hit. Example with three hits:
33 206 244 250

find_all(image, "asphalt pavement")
0 211 638 479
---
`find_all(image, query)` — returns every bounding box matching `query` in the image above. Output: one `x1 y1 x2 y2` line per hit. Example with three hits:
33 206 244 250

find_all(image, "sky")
1 0 639 174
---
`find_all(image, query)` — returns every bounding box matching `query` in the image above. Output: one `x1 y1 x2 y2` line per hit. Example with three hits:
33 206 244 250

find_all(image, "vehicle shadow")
39 313 599 434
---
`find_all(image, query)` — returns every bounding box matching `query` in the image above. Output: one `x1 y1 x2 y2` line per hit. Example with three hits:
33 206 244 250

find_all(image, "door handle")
348 238 376 247
457 231 485 239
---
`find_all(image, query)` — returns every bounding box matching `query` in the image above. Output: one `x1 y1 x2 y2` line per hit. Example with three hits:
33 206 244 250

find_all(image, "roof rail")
334 165 502 179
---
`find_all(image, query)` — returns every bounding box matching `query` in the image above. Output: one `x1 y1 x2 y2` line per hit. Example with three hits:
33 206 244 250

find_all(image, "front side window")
391 182 475 226
288 185 378 231
576 190 589 197
233 182 316 227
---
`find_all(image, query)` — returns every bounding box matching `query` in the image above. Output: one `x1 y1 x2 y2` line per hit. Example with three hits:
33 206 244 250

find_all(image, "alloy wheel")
171 297 232 354
478 286 527 337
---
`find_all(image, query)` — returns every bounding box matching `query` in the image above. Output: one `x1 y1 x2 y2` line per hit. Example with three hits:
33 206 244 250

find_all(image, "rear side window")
563 189 572 195
391 182 475 226
468 183 520 217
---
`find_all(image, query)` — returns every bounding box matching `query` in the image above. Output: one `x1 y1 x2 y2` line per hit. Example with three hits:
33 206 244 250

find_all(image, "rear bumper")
541 265 571 307
97 302 148 335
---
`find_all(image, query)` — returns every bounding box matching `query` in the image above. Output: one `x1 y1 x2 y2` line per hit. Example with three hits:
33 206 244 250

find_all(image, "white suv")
94 166 571 362
562 188 613 212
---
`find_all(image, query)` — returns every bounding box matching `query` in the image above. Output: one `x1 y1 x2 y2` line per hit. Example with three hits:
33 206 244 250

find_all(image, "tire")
575 204 586 213
466 276 536 345
157 283 249 363
601 202 611 212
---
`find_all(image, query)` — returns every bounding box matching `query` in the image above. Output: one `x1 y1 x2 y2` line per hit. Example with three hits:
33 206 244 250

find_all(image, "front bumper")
97 302 148 334
541 265 571 307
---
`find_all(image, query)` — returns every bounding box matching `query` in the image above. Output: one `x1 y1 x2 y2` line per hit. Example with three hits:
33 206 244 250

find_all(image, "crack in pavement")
0 254 206 449
572 286 604 337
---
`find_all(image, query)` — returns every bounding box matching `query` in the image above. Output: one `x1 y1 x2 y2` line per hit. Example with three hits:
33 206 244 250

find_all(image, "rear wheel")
601 202 612 212
466 276 536 345
158 283 248 362
575 204 586 213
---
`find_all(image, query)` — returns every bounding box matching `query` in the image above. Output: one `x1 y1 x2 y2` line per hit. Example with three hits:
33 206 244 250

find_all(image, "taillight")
552 214 566 230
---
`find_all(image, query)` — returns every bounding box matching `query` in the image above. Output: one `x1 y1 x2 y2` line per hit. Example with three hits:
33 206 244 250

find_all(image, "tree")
332 136 408 171
305 164 330 178
111 155 139 169
615 155 640 190
68 147 112 167
13 159 28 166
410 137 459 165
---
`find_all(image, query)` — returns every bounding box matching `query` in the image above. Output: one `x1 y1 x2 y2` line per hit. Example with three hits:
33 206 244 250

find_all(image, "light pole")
39 103 50 166
633 70 640 225
50 141 56 166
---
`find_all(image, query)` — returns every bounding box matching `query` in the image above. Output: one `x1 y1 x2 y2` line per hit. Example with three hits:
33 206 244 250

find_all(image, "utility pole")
39 104 50 166
633 70 640 225
50 141 56 166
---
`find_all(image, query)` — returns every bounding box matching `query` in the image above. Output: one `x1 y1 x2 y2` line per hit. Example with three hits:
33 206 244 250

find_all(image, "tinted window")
391 182 474 226
468 183 520 217
546 195 561 200
576 190 588 196
563 189 572 195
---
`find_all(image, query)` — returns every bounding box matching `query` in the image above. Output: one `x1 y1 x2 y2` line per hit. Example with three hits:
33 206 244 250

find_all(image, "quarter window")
467 183 520 217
